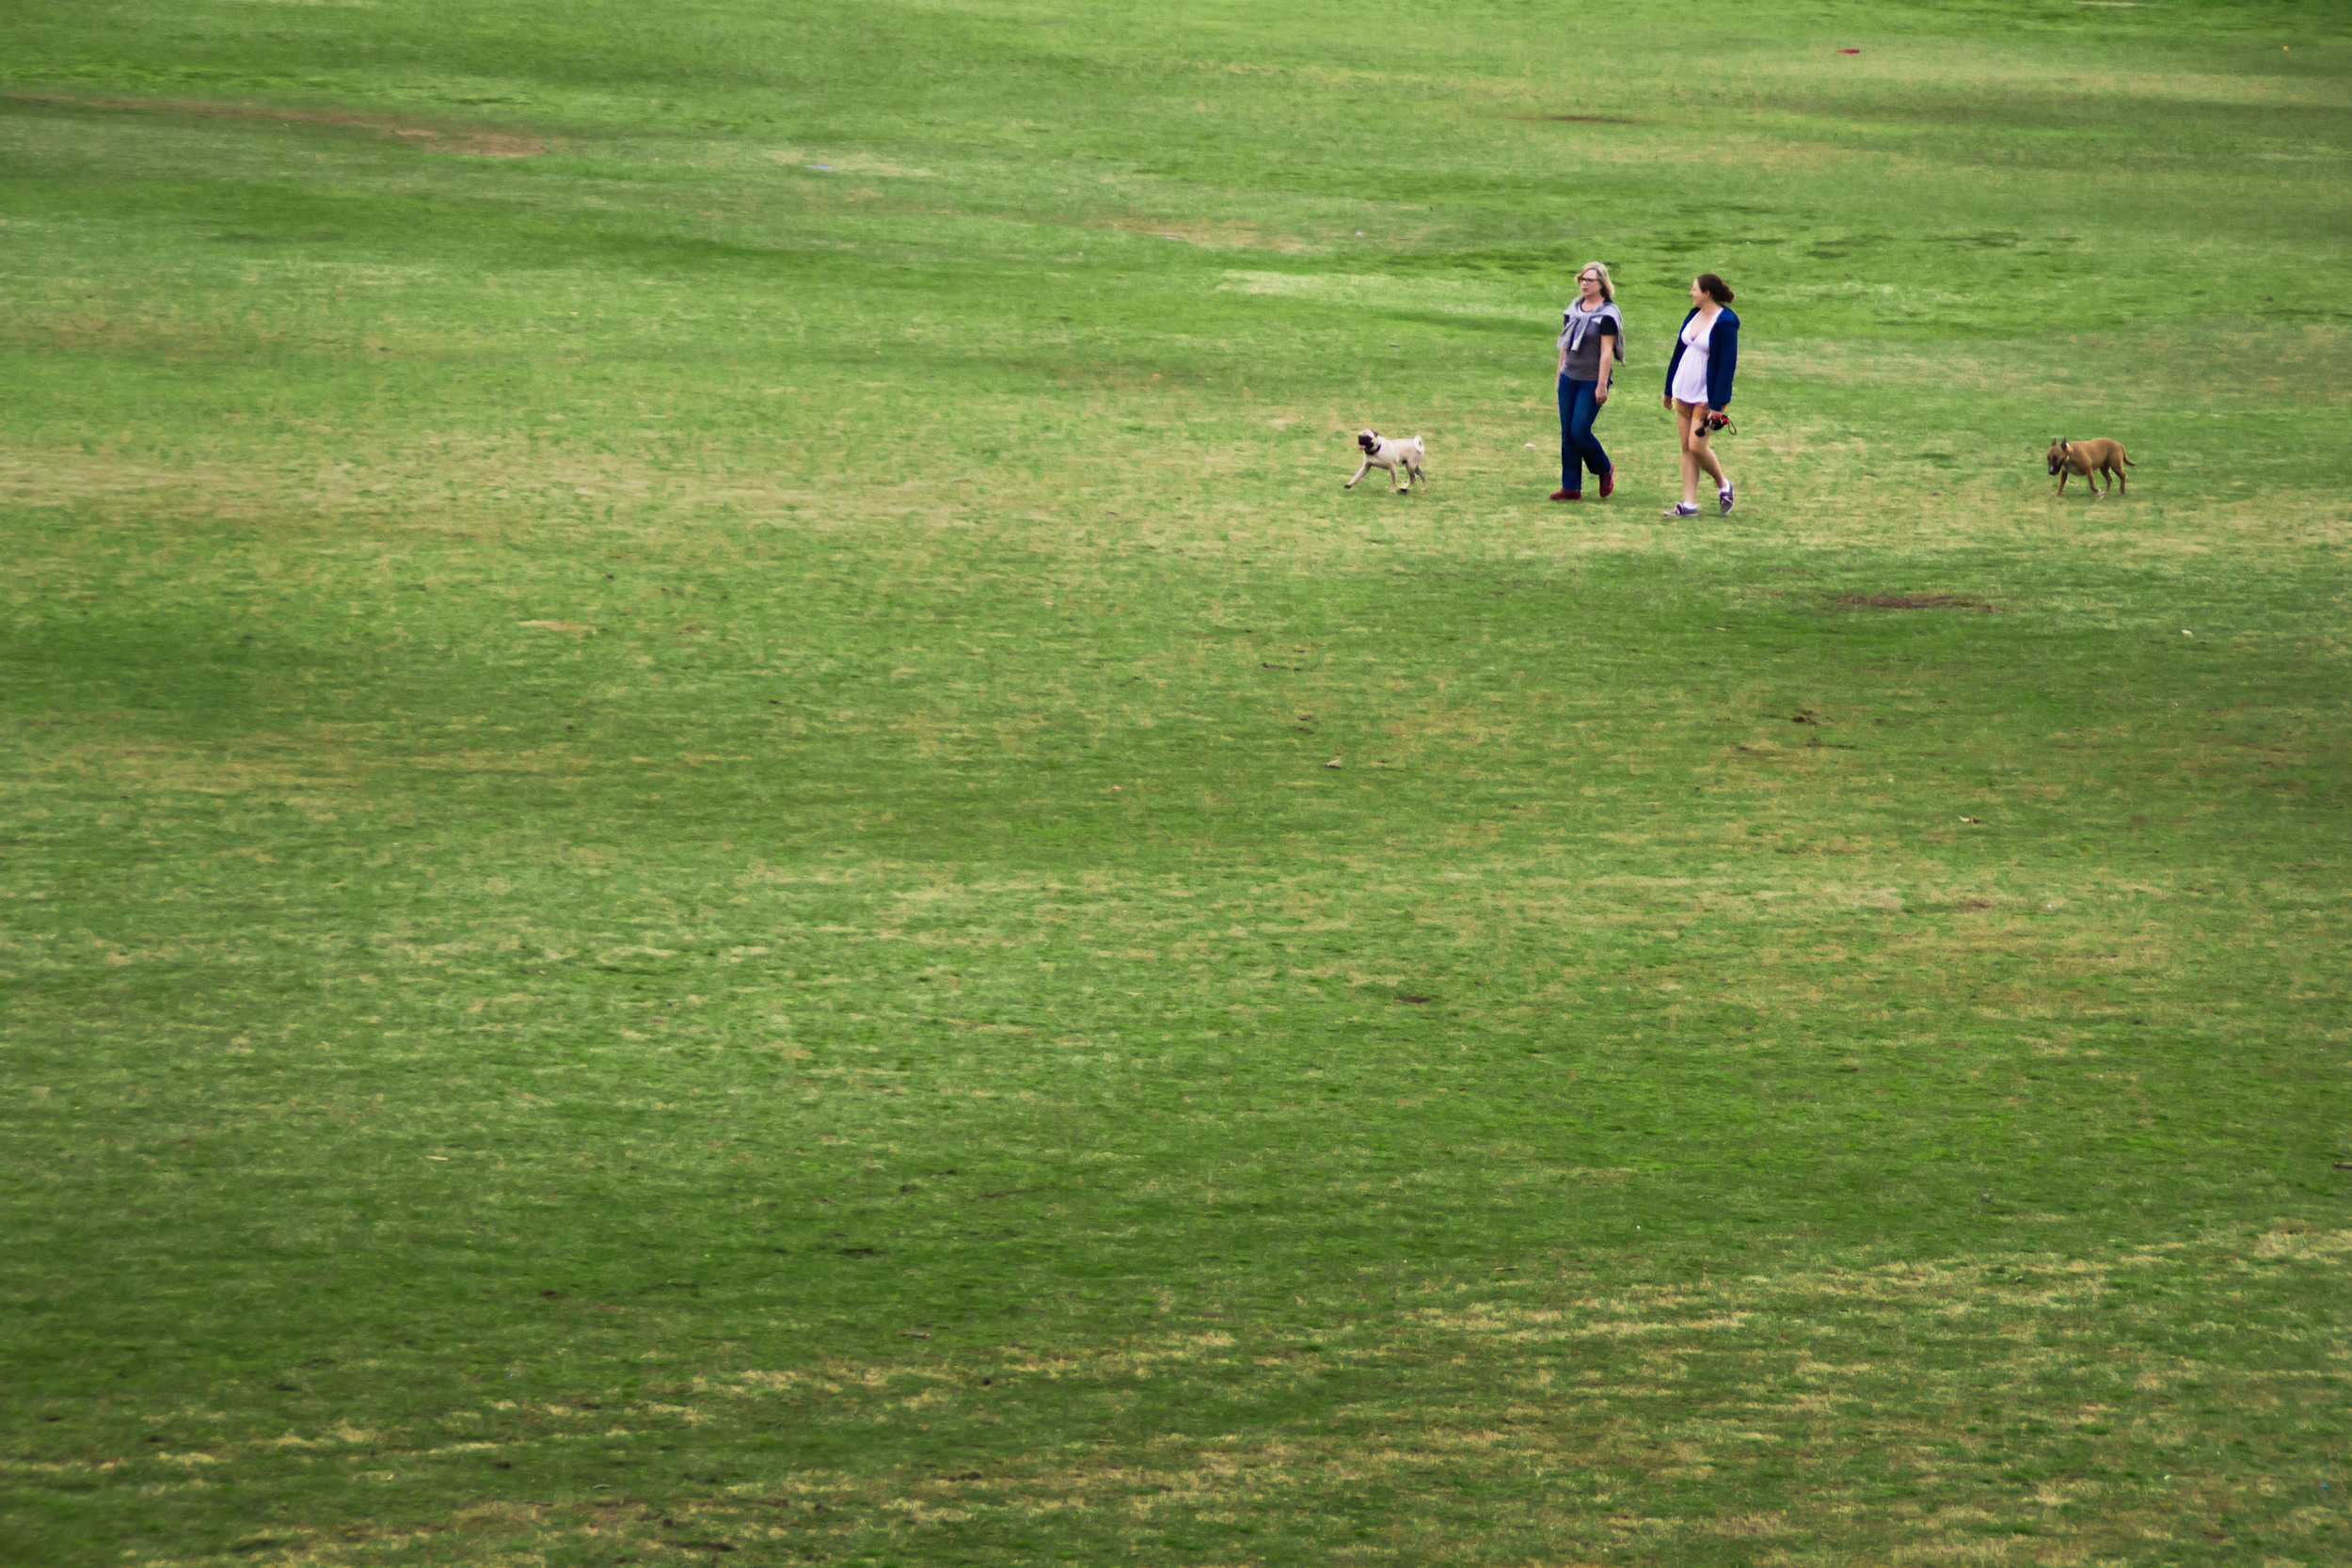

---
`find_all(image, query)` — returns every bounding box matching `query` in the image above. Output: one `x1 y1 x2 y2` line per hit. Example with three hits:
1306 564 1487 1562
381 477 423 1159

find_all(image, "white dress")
1670 311 1717 405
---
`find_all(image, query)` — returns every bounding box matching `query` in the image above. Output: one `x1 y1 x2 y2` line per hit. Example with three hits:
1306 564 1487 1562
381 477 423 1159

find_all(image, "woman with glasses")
1551 261 1622 502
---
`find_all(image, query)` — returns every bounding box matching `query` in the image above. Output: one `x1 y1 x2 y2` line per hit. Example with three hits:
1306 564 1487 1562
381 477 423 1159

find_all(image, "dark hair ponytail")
1695 273 1735 305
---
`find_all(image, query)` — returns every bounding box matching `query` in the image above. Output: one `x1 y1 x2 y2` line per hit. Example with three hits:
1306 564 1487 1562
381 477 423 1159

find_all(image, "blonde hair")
1576 261 1613 304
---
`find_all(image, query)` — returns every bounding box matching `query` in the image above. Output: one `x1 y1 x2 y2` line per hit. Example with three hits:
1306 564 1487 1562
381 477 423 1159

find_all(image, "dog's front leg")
2055 470 2069 496
1344 461 1370 490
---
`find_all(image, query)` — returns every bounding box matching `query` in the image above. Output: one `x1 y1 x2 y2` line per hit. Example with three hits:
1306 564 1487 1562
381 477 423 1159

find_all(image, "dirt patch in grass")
44 737 368 805
765 148 936 179
1832 593 2000 611
1510 113 1643 125
4 93 548 157
26 1227 2333 1566
1092 215 1321 254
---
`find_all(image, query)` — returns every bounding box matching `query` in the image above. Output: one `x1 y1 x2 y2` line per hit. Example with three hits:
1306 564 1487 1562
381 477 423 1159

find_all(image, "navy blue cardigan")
1662 307 1739 409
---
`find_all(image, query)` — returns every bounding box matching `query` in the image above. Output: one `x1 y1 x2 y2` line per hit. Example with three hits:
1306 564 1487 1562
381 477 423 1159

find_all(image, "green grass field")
5 1 2351 1563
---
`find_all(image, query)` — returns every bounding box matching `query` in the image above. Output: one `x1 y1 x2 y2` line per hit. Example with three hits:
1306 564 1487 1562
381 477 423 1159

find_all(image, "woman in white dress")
1661 273 1740 517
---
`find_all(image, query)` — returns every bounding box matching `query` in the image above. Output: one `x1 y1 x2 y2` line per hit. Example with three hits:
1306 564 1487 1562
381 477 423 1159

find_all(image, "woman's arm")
1595 322 1615 402
1708 311 1739 410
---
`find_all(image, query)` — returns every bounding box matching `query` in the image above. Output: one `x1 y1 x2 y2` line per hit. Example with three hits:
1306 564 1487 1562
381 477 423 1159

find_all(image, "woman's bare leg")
1693 438 1726 490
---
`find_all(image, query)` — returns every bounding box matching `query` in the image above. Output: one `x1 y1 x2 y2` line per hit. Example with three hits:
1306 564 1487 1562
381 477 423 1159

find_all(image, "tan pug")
1345 430 1427 494
2047 437 2135 499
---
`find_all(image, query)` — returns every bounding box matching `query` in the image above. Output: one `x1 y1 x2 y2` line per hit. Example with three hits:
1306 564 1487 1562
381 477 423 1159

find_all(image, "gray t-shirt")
1558 303 1620 382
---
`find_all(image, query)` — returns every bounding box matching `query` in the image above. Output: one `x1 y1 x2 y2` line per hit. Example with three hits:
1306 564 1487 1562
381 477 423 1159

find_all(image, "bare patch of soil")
1833 593 1999 612
6 93 548 157
1091 215 1321 254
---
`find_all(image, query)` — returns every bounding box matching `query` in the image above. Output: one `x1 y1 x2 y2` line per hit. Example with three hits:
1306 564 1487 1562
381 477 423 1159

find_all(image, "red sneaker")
1598 469 1615 499
1549 488 1581 501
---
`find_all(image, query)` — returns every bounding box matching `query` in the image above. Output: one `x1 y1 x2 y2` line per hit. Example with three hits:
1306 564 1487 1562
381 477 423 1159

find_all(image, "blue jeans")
1558 374 1612 491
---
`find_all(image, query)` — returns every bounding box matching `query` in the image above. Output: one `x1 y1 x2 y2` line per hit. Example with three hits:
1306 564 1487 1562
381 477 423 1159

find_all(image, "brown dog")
2047 437 2135 498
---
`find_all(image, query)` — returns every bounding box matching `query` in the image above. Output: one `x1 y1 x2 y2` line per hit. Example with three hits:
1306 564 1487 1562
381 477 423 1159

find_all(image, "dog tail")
2121 450 2135 467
